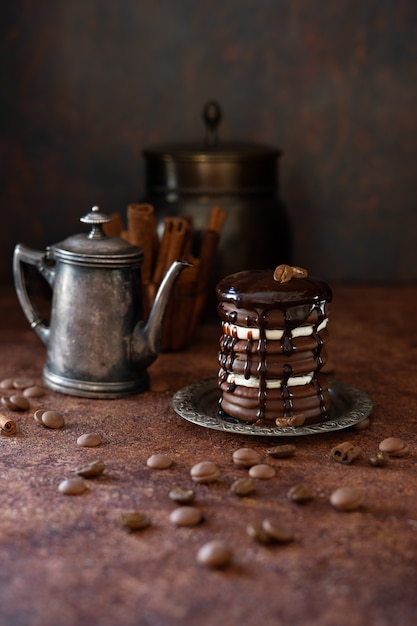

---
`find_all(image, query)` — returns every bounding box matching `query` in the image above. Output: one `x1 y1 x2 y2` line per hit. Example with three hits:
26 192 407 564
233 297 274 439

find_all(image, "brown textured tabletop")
0 285 416 626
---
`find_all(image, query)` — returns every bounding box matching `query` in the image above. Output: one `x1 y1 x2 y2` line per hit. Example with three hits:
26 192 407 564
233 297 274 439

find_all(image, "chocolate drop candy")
169 506 203 527
330 487 362 511
146 454 173 469
196 541 233 568
248 464 276 479
58 478 87 495
41 410 65 429
77 433 102 447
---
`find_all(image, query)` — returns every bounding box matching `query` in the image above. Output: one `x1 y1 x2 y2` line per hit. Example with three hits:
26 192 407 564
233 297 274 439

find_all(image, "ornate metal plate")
172 378 373 437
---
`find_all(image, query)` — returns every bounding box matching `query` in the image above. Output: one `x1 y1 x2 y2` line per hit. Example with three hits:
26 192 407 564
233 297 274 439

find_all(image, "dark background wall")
1 0 416 288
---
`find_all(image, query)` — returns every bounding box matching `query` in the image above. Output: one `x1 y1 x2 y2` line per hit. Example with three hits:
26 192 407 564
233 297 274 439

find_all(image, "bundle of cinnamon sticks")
104 203 226 351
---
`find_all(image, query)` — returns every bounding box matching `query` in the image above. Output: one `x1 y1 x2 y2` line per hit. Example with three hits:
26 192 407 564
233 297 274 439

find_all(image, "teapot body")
44 259 148 397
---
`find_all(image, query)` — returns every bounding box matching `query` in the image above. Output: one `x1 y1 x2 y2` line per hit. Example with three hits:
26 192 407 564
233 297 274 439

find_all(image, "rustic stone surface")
0 286 416 626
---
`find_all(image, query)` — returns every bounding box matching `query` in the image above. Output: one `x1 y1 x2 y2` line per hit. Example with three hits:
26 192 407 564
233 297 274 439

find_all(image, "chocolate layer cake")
216 265 332 427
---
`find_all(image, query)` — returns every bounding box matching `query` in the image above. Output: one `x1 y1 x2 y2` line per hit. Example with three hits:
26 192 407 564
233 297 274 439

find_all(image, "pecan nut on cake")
216 265 333 427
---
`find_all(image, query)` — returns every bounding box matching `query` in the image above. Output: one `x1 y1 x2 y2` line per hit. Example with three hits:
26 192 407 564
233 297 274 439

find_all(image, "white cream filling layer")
222 318 328 341
222 372 314 389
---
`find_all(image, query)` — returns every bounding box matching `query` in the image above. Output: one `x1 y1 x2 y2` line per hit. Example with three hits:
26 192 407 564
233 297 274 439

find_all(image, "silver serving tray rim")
172 378 373 437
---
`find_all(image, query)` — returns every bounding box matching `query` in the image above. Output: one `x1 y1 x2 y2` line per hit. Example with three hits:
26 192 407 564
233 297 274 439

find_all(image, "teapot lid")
143 100 281 162
142 101 281 197
50 206 143 268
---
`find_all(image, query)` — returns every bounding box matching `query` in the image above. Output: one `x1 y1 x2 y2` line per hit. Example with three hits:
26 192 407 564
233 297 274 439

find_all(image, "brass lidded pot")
141 101 292 281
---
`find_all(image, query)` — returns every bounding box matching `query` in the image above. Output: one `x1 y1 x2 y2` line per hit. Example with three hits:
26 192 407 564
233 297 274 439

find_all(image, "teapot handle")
13 243 54 345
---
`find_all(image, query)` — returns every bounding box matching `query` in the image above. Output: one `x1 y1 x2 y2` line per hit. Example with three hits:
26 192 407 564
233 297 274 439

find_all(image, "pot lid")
142 100 281 162
50 206 143 267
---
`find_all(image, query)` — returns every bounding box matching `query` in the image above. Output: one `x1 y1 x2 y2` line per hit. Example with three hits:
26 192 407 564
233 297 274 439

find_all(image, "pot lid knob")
80 205 112 239
202 100 222 146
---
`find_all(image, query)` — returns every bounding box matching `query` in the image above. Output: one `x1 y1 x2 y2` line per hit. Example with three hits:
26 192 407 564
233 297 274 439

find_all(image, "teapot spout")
132 260 191 367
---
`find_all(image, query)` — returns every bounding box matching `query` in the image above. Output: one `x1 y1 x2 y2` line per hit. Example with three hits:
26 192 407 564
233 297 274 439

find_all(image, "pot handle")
13 244 54 345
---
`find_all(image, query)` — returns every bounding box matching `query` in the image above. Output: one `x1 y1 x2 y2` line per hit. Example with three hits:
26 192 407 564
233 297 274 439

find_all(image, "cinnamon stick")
121 229 130 240
152 217 188 285
139 204 226 350
179 215 194 260
199 205 226 288
102 213 124 237
0 413 16 436
197 229 220 291
152 218 174 286
160 262 200 351
127 203 159 285
208 205 227 234
190 205 227 328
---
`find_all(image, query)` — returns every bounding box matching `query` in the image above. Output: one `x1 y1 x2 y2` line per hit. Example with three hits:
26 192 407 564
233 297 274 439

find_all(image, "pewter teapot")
13 206 189 398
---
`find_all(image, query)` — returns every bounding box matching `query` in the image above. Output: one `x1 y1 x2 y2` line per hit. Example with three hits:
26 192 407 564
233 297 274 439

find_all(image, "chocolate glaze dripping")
281 363 294 417
311 300 327 418
244 337 253 379
255 317 268 424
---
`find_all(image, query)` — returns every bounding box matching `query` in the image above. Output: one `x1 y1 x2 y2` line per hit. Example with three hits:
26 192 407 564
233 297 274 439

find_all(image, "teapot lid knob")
80 205 112 239
202 100 222 146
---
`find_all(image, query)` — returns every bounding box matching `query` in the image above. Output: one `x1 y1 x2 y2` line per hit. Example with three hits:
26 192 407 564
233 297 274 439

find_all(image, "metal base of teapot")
43 366 150 399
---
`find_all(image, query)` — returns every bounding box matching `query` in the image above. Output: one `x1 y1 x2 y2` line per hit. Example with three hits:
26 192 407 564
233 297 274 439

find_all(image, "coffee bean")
190 461 220 483
169 506 203 526
1 395 30 411
230 477 256 497
246 521 271 544
276 414 305 427
168 487 195 505
369 452 389 467
266 444 296 459
378 437 409 457
331 441 362 465
196 541 233 568
287 483 314 503
121 512 151 531
23 385 46 398
330 487 362 511
232 447 262 468
76 460 106 478
291 413 307 427
146 454 173 469
13 378 35 390
41 410 65 429
248 464 276 479
262 517 294 543
77 433 102 447
58 477 87 495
